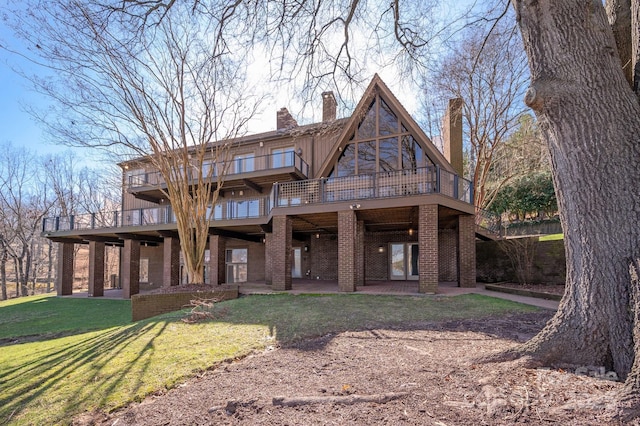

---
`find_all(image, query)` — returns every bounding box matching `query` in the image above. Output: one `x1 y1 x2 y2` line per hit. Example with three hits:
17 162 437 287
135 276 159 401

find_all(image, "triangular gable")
316 74 456 178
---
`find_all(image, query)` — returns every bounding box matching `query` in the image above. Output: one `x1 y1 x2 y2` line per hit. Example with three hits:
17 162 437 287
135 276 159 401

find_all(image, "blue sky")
0 24 65 155
0 15 422 161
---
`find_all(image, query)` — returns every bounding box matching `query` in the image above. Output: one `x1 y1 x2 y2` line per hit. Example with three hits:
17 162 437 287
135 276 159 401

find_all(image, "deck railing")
43 196 271 232
274 166 472 207
126 151 309 189
43 166 472 233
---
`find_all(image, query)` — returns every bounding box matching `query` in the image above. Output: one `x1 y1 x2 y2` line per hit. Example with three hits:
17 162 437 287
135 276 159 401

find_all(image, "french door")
389 243 419 280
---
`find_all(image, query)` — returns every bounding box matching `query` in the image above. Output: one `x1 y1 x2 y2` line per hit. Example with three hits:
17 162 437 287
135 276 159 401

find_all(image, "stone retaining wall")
476 239 565 284
131 285 239 322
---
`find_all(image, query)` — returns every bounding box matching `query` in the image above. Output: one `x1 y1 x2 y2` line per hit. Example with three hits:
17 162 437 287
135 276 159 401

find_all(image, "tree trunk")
0 244 6 301
511 0 640 385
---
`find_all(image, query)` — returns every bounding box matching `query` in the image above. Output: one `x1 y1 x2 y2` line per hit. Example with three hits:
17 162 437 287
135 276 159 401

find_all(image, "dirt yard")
77 311 629 426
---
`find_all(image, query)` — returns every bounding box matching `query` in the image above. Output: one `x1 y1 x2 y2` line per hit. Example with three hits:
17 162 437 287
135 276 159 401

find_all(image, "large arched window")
329 94 434 178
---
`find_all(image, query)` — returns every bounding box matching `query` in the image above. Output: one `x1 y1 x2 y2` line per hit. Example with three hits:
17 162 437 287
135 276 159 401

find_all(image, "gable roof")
316 74 455 178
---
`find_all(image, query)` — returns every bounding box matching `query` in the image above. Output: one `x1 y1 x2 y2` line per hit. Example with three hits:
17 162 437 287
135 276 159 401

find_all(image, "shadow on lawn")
0 320 167 425
0 296 131 345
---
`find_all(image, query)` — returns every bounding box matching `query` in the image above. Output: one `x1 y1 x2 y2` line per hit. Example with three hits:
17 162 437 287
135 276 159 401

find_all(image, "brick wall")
272 216 292 290
438 229 457 281
418 204 438 293
56 242 74 296
476 239 566 284
309 234 338 280
458 214 476 288
131 286 239 321
88 241 105 297
337 210 356 291
162 237 180 287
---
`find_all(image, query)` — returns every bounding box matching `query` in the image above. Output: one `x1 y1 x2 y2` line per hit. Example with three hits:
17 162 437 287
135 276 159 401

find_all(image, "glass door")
390 243 406 280
389 243 419 280
407 243 419 280
292 247 302 278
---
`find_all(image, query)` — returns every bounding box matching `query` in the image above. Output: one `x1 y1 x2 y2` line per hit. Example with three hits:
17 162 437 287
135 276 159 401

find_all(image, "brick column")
355 220 365 286
458 214 476 288
264 233 273 285
163 236 180 287
88 241 105 297
272 216 292 290
122 239 140 299
418 204 438 294
209 234 226 285
56 242 74 296
338 210 357 292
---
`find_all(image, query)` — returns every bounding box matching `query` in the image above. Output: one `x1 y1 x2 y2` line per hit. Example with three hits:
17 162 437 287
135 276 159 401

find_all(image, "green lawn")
0 293 537 425
539 233 564 241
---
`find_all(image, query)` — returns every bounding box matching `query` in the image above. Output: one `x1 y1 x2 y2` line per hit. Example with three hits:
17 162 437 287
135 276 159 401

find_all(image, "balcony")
126 151 310 202
43 166 472 235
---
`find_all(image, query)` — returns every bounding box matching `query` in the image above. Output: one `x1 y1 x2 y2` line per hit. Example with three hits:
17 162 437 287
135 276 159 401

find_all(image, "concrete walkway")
66 281 559 310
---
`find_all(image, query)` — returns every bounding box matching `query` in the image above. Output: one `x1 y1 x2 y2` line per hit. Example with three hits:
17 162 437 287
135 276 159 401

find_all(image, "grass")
0 293 538 425
539 233 564 241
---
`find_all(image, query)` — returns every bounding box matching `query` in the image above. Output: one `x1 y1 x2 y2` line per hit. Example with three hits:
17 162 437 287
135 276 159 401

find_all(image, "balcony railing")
43 196 271 232
274 166 472 207
43 166 472 233
126 151 309 189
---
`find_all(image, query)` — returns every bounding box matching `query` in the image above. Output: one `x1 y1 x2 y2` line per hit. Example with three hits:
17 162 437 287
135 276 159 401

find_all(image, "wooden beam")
242 179 263 193
116 233 163 243
208 228 263 243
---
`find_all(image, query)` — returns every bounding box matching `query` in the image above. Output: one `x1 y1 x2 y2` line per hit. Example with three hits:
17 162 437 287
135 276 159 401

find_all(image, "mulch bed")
75 311 625 426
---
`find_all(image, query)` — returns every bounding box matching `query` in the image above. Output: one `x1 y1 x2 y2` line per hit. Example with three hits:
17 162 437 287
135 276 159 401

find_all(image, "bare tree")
3 2 261 283
0 144 53 297
426 16 529 212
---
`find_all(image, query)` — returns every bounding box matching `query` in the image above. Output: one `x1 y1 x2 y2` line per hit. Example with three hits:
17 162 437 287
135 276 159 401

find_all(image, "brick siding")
88 241 105 297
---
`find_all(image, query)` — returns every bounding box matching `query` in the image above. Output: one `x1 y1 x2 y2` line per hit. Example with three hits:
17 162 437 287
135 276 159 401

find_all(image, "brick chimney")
322 91 337 122
442 98 464 176
277 108 298 130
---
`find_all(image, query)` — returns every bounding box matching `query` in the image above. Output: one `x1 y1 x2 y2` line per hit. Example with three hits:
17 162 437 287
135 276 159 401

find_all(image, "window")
335 144 356 177
357 141 377 174
139 258 149 282
233 153 254 173
230 199 261 218
379 138 400 172
328 93 432 179
226 248 248 283
272 147 295 168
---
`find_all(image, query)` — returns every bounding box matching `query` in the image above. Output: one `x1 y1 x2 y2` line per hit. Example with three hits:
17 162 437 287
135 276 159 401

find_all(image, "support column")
163 236 180 287
418 204 439 294
272 216 292 290
56 242 74 296
209 234 226 285
338 210 357 292
88 241 105 297
355 219 365 286
122 239 140 299
458 214 476 288
264 233 273 285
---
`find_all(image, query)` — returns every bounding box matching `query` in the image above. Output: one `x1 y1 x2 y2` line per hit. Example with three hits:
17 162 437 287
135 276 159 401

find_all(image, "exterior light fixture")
378 245 384 253
315 233 320 239
304 245 309 252
408 228 414 236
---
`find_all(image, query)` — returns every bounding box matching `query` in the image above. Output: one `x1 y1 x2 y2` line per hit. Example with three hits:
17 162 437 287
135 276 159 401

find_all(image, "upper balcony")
126 151 310 203
43 166 473 239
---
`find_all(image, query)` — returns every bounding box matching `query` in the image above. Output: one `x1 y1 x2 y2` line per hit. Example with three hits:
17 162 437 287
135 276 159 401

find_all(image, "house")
42 75 475 298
